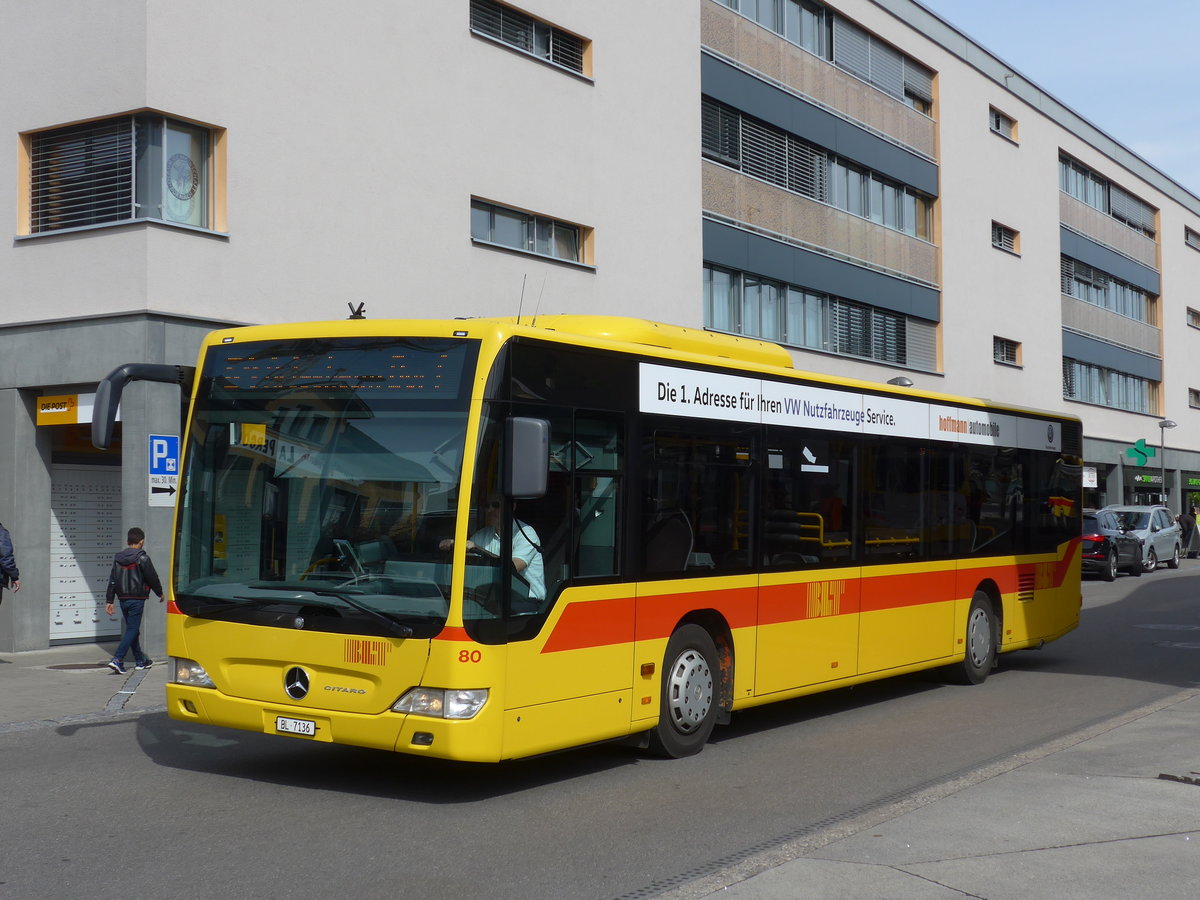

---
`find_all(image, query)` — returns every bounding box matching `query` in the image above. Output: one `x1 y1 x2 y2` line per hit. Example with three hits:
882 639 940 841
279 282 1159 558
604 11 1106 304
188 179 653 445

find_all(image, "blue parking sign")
148 434 180 506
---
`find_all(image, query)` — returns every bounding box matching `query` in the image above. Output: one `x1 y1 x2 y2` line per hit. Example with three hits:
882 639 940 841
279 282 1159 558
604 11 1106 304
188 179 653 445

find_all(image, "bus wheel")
648 625 719 758
947 592 996 685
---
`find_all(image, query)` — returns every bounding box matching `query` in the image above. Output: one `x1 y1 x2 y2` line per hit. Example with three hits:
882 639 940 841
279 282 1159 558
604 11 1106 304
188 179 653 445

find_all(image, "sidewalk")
664 688 1200 899
2 643 1198 898
0 641 167 731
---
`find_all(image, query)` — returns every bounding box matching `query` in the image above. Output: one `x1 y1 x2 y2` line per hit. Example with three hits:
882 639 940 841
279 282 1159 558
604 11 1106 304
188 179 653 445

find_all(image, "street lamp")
1158 419 1177 507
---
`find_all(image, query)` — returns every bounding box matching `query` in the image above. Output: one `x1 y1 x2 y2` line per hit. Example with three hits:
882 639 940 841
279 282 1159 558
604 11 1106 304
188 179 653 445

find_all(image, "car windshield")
1082 516 1100 533
173 336 479 637
1119 511 1151 529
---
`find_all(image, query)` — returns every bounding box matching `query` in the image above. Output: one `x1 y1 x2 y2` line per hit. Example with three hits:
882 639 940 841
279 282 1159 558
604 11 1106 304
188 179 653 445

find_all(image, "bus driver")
440 497 545 603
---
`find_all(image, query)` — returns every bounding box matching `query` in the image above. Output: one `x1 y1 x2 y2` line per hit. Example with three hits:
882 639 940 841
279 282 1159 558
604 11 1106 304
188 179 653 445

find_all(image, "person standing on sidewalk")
104 526 163 674
0 520 20 602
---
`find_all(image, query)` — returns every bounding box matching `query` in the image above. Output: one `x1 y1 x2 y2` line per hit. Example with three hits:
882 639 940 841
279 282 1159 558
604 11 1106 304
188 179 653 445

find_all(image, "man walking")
0 520 19 602
104 526 164 674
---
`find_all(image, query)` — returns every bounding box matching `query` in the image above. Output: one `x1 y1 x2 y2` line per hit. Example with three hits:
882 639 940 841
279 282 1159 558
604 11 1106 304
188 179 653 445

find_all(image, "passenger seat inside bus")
644 510 693 574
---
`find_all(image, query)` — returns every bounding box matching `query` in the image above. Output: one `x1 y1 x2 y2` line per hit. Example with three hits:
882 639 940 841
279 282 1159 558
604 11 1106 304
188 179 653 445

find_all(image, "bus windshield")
173 336 479 638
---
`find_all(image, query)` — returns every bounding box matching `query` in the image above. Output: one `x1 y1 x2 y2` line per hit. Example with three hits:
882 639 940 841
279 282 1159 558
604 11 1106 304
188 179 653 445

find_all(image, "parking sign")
148 434 180 507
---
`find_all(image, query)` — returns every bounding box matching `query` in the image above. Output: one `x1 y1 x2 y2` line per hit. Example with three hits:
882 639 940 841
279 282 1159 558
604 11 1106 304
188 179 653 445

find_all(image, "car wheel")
1144 547 1158 573
1102 549 1118 581
1167 544 1181 569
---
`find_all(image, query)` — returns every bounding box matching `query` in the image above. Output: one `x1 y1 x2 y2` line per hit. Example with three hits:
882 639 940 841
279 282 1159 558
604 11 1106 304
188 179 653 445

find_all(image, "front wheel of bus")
649 625 719 758
948 592 996 686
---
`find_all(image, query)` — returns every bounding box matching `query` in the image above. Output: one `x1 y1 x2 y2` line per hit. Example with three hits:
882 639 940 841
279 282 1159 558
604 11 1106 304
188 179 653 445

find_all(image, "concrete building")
2 0 1198 650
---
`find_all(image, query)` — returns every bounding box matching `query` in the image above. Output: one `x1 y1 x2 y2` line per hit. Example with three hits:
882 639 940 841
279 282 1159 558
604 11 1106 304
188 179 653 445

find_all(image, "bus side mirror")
92 363 196 449
505 417 549 499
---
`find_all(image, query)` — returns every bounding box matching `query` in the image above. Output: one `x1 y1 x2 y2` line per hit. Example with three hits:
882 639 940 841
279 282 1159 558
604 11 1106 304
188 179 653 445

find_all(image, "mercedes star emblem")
284 666 310 700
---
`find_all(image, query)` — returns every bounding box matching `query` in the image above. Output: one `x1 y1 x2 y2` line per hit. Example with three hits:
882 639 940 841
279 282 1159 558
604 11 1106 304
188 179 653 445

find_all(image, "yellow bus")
93 316 1082 762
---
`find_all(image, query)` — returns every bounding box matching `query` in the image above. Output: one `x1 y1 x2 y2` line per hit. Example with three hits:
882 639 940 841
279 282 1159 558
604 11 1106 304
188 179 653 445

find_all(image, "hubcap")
966 607 992 668
665 648 713 733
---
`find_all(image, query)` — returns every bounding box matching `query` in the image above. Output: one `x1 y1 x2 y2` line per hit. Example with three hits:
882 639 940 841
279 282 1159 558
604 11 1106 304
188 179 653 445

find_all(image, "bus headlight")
392 688 488 719
170 657 215 688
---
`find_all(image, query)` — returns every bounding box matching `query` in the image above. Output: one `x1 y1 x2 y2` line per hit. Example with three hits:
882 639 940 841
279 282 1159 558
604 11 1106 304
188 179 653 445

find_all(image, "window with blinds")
470 0 586 75
991 222 1018 253
1061 256 1150 322
717 0 932 112
993 337 1019 365
1062 357 1155 413
702 97 929 238
1190 388 1200 409
471 198 586 264
30 119 133 232
1186 227 1200 251
703 263 935 370
29 114 213 235
1059 154 1156 238
989 107 1016 141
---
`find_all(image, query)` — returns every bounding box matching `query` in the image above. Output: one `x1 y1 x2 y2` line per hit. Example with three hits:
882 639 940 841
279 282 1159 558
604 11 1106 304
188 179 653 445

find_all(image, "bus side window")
573 413 622 578
764 429 853 567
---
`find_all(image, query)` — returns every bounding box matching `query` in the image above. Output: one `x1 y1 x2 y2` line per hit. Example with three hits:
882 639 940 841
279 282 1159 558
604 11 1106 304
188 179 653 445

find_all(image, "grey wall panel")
1060 227 1160 295
700 53 939 196
704 218 940 321
1062 329 1161 381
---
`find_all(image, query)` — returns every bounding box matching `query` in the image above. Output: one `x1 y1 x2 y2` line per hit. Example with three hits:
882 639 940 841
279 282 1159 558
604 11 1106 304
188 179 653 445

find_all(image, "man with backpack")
104 526 164 675
0 520 20 602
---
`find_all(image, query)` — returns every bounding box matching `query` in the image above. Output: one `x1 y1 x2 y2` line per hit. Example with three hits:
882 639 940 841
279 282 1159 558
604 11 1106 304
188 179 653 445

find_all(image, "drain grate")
46 663 110 670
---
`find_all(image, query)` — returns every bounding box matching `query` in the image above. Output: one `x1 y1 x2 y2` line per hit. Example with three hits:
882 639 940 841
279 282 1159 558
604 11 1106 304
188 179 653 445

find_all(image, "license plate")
275 716 316 736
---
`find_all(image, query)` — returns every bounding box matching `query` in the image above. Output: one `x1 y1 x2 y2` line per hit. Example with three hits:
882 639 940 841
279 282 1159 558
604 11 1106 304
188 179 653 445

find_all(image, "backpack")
111 553 148 598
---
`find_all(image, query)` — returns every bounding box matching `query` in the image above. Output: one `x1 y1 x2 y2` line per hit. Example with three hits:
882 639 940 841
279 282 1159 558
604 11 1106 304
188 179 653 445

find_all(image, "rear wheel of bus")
948 591 996 685
649 624 719 758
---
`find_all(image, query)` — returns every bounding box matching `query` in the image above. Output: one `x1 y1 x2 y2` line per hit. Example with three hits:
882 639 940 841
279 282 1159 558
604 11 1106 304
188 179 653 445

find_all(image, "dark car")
1082 509 1143 581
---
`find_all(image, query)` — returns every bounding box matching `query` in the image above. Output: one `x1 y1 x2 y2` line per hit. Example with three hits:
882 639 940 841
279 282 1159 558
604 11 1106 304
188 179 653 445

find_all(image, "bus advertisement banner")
639 363 1061 452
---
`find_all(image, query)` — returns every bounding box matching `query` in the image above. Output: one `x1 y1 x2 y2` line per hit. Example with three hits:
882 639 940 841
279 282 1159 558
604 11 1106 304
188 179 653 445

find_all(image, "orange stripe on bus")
540 595 636 653
440 540 1081 654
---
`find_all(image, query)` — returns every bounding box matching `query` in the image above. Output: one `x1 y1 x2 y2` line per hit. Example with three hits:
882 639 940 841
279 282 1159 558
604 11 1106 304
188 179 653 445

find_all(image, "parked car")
1081 509 1143 581
1101 505 1182 572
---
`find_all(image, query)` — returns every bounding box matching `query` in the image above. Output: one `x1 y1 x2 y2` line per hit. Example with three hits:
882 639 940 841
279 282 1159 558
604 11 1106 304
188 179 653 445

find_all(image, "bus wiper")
308 589 414 638
186 587 413 638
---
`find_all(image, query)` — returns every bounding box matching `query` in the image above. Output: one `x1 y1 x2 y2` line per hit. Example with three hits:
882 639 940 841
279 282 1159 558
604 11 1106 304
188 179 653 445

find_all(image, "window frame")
469 0 591 79
993 336 1020 367
988 107 1017 142
471 198 593 268
19 111 226 238
991 221 1019 254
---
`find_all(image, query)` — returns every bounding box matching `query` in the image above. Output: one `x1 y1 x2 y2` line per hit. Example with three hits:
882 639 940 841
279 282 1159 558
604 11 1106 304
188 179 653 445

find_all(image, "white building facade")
2 0 1197 650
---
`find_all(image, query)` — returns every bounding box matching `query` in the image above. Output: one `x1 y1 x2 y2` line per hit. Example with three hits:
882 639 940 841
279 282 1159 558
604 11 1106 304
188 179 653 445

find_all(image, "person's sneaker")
107 659 126 675
136 659 153 670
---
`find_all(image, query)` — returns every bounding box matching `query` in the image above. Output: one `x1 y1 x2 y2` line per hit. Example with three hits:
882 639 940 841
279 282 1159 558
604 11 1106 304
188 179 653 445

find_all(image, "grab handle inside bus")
505 416 549 499
92 363 196 450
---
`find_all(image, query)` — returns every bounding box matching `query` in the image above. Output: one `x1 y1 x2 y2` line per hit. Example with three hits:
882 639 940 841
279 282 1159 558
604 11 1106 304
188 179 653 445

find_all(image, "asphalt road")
3 565 1197 899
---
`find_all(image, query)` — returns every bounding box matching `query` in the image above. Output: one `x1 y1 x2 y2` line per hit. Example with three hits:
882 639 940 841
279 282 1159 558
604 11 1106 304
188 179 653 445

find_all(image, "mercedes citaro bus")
92 316 1082 762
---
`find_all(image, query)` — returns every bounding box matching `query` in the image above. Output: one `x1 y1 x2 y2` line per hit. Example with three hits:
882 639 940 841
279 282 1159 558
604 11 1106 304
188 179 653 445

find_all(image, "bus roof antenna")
530 276 547 327
516 274 528 324
347 302 366 319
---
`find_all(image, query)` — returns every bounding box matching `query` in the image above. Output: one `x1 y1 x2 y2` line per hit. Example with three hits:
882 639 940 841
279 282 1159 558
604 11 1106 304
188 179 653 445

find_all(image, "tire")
1144 547 1158 573
1101 549 1118 582
1127 557 1142 577
947 592 996 685
1167 544 1181 569
648 624 719 758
